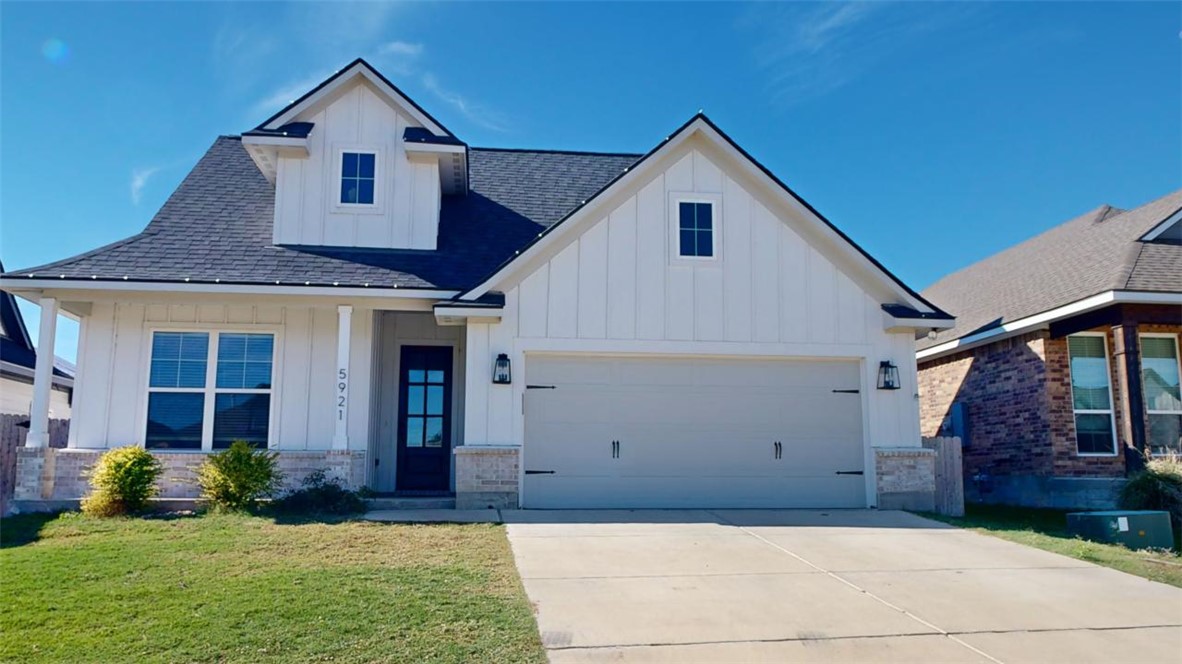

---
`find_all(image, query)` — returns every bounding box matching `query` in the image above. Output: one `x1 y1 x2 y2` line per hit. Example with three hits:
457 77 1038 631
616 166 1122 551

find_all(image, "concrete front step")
364 496 456 511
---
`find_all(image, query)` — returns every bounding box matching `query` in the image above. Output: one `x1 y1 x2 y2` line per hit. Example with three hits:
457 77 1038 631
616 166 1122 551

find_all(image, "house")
1 59 954 510
0 265 73 420
917 191 1182 508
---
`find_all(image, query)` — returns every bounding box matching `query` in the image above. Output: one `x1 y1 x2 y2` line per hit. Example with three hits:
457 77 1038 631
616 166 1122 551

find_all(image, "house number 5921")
337 368 348 421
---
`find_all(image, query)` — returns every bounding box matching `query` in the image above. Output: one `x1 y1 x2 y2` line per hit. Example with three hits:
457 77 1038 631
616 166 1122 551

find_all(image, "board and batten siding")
272 82 441 250
67 301 373 453
464 146 921 451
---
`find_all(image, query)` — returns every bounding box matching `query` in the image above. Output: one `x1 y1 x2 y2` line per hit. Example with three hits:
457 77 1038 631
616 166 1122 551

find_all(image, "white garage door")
522 355 866 509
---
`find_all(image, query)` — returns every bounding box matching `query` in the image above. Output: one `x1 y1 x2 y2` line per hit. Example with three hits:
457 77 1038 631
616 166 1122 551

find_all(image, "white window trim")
1140 332 1182 456
140 326 282 452
332 146 384 214
668 192 722 264
1066 331 1119 457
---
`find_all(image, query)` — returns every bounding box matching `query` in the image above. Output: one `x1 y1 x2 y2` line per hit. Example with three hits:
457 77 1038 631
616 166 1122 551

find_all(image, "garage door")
522 355 866 509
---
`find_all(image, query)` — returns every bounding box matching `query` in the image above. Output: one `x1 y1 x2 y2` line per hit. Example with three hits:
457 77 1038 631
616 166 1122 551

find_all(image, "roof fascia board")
241 134 309 152
883 311 957 333
404 142 465 156
262 63 450 138
458 120 703 301
0 278 458 301
1140 206 1182 242
916 290 1182 361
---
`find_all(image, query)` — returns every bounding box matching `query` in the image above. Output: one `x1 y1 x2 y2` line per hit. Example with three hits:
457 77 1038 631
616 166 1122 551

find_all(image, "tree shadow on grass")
0 512 60 548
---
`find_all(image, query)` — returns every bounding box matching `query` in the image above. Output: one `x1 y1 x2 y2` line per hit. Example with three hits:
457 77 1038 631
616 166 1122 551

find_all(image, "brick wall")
875 447 936 510
454 445 519 509
918 331 1052 478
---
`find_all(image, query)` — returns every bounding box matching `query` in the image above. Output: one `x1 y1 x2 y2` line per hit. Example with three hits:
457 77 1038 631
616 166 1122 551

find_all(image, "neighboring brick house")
917 190 1182 508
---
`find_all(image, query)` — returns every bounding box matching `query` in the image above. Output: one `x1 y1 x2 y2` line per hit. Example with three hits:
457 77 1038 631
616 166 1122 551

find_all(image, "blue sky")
2 2 1179 362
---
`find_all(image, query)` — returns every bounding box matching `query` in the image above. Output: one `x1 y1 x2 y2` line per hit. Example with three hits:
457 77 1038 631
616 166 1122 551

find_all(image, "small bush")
197 441 283 512
273 469 366 516
1120 453 1182 527
80 446 164 517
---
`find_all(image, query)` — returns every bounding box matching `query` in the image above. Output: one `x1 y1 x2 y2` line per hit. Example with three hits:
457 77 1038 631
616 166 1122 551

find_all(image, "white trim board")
1 278 458 302
917 290 1182 362
1140 206 1182 242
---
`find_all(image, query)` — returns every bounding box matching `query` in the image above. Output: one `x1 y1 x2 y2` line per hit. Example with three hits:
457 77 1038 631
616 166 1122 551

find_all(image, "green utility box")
1066 510 1174 551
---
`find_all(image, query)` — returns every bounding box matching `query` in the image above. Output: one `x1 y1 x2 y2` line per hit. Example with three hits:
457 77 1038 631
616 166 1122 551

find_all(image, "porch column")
26 296 59 448
332 305 353 450
1111 322 1147 460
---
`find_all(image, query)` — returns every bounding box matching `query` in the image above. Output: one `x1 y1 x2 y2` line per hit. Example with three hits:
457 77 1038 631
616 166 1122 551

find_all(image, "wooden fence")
0 415 69 513
922 436 965 517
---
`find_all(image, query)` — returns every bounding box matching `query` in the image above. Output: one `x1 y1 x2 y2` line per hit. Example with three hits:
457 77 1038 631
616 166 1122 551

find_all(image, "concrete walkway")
503 509 1182 663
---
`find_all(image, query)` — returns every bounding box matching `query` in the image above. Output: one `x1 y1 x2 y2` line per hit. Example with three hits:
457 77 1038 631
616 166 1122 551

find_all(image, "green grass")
922 504 1182 588
0 512 546 663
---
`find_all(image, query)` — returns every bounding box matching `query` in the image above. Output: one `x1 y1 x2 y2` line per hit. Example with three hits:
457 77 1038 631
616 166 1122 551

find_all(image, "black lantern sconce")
492 353 512 385
877 361 900 390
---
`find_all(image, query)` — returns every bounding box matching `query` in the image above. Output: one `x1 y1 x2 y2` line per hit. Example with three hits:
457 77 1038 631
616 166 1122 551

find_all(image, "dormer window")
678 201 715 258
340 151 376 205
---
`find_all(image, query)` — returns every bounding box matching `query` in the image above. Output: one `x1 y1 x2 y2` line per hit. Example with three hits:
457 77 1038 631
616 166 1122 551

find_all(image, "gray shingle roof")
3 138 639 290
919 189 1182 351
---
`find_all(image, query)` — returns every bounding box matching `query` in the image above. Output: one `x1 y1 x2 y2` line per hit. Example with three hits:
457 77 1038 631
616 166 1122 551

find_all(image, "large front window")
1067 334 1117 455
1141 334 1182 455
146 331 274 450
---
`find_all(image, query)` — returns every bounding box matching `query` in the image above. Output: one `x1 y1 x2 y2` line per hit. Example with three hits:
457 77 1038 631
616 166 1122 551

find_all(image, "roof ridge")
471 146 644 158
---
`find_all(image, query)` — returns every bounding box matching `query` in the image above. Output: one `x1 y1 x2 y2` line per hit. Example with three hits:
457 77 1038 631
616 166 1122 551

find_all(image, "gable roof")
1 138 638 291
459 113 952 320
918 189 1182 353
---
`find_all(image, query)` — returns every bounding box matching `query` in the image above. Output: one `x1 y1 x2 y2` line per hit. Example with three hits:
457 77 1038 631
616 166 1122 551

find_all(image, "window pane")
342 152 358 177
406 418 424 448
212 394 270 449
695 203 712 232
150 332 208 388
217 334 272 389
408 369 425 383
680 229 696 257
427 370 444 384
358 153 375 178
1075 413 1115 454
679 202 694 231
425 417 444 447
697 229 713 257
357 178 374 204
426 386 444 415
408 386 424 415
146 392 204 449
1149 414 1182 455
1142 338 1181 411
341 180 358 204
1068 336 1111 411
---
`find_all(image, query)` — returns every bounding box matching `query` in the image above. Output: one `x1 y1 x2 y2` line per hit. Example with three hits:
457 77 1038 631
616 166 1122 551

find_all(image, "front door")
396 345 453 491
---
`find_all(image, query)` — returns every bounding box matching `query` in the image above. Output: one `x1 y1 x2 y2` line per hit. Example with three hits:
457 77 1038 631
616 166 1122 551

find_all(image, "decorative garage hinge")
526 385 557 389
832 389 860 394
524 470 555 475
835 470 864 475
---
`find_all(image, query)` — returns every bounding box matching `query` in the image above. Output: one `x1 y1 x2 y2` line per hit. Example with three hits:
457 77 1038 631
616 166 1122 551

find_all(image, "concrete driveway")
504 509 1182 663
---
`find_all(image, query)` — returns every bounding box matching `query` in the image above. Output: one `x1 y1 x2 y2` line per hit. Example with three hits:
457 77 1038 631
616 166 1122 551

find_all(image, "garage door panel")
523 355 866 509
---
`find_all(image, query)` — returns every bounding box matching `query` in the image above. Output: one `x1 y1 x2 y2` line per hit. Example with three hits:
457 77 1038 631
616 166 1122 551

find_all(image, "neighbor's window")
146 331 274 450
678 201 714 258
1141 334 1182 455
1067 334 1117 455
340 151 376 205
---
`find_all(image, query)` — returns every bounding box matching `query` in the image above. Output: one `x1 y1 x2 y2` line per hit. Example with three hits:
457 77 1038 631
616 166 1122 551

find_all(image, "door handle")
773 441 782 460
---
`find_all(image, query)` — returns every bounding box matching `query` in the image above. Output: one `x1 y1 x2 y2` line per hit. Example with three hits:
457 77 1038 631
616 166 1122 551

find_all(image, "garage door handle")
835 470 864 475
611 440 620 459
773 441 782 459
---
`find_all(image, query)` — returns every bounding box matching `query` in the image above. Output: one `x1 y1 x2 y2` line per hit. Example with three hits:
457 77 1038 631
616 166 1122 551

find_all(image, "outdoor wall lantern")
877 361 901 390
492 353 512 385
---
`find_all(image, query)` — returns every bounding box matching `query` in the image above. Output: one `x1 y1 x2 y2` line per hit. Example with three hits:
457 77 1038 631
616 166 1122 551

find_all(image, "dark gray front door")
396 345 452 491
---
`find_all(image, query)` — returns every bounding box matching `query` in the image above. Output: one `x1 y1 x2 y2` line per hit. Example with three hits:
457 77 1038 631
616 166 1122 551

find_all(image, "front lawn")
0 512 545 663
923 504 1182 588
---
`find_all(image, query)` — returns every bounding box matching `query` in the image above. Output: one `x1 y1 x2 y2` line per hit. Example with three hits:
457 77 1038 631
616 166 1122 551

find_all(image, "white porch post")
332 305 353 450
26 296 59 448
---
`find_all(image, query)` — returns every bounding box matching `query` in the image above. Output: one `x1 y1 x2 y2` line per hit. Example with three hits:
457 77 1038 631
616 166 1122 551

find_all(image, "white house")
3 59 953 510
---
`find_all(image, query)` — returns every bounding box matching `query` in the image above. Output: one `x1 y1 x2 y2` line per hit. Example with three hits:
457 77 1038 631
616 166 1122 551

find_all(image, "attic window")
678 201 714 258
340 152 376 205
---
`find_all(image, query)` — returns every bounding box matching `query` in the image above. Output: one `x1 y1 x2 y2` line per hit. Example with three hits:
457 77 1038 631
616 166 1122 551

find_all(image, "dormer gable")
243 59 467 250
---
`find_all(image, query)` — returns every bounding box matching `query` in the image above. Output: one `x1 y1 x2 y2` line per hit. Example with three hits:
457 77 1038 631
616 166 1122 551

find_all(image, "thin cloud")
130 167 160 205
421 73 508 132
380 41 422 57
248 73 328 122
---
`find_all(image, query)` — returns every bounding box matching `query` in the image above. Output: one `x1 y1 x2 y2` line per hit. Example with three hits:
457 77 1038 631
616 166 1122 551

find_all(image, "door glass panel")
427 370 444 384
406 418 424 448
425 417 444 447
408 369 425 383
426 386 444 415
408 386 424 415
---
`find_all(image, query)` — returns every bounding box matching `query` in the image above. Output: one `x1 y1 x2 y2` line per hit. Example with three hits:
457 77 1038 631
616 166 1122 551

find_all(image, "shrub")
80 446 164 517
197 441 283 512
1119 453 1182 528
273 469 366 516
